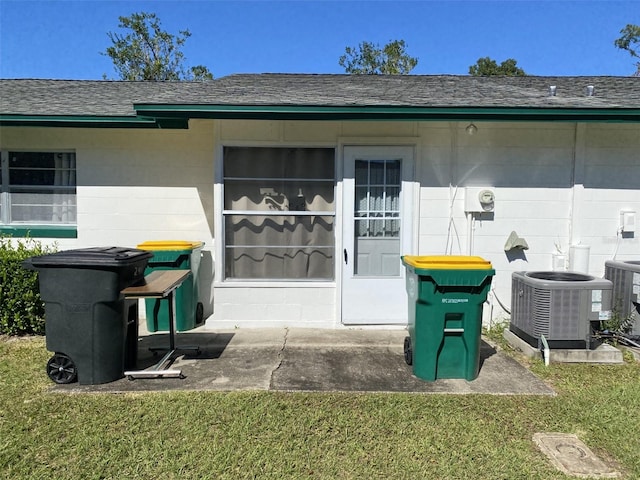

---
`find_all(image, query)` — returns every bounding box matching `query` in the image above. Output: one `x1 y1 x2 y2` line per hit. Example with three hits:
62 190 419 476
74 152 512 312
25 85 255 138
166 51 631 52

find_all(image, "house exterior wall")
215 119 639 327
417 121 639 324
1 119 638 328
213 120 343 327
0 121 217 314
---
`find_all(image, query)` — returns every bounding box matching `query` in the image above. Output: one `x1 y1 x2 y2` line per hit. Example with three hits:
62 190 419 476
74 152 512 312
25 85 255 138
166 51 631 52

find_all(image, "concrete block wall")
1 121 217 316
415 122 639 322
211 285 337 328
3 119 638 328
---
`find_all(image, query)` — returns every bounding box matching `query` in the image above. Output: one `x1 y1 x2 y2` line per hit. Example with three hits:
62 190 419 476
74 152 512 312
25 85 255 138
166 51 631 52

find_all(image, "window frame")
0 150 78 238
221 146 337 282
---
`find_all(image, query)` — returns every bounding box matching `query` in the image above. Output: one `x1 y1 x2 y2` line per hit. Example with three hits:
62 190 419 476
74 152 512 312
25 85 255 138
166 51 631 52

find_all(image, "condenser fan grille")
532 288 550 337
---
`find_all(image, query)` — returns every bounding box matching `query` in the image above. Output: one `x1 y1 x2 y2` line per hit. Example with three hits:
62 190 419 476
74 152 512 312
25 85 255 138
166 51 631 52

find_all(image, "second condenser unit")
604 260 640 336
510 271 613 349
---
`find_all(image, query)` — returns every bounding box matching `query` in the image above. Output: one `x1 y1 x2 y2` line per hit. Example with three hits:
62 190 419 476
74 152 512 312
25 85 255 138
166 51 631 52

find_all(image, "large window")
223 147 335 280
0 151 76 225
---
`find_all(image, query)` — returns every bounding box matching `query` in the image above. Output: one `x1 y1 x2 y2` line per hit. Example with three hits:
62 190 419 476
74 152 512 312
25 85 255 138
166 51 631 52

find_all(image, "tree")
469 57 526 76
339 40 418 75
614 24 640 75
103 12 213 81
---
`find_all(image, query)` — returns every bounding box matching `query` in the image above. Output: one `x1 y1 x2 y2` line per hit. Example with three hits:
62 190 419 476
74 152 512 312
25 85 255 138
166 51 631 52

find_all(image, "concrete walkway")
54 327 555 395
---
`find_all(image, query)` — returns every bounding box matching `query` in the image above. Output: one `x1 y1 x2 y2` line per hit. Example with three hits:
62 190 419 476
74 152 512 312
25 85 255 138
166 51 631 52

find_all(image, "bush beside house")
0 237 55 335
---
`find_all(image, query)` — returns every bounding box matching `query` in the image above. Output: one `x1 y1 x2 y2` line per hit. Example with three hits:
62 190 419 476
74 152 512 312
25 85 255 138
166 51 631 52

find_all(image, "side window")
223 147 335 280
0 151 76 225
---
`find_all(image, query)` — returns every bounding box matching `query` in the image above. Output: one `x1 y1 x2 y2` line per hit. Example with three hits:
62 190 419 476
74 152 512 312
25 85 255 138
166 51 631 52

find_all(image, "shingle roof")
1 74 639 118
0 79 193 116
195 74 640 109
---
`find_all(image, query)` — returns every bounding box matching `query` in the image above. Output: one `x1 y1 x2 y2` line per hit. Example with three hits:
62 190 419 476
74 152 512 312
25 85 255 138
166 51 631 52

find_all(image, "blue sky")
1 0 638 79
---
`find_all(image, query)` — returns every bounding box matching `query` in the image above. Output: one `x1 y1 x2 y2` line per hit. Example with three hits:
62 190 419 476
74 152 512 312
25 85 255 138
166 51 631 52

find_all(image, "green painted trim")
154 118 190 129
134 104 640 122
4 106 638 128
0 114 188 129
0 225 77 238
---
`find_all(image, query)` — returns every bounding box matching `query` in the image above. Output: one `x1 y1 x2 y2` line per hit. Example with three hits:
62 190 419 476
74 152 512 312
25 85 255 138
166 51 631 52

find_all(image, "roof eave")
134 104 640 122
0 114 189 129
2 106 639 127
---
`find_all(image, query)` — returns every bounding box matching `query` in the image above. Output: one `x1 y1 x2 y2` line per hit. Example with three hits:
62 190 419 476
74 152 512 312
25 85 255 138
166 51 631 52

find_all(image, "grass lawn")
1 334 639 479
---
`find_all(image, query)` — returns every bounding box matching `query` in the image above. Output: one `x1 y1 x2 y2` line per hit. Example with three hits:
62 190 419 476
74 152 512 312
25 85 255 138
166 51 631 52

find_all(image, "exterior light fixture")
465 123 478 135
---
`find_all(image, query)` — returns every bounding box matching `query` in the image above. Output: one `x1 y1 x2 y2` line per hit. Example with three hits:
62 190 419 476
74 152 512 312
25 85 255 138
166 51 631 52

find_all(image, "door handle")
344 249 348 265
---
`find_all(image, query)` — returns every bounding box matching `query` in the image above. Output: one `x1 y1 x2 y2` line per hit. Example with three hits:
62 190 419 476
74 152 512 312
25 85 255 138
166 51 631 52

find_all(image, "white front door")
341 146 415 325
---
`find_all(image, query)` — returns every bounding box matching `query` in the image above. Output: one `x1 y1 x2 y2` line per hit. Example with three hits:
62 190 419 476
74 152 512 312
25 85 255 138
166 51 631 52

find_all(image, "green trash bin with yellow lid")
401 255 495 381
137 240 204 332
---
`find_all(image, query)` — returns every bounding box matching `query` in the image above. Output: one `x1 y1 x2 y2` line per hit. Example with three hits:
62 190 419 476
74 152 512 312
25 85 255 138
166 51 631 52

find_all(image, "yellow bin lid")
137 240 203 251
402 255 492 270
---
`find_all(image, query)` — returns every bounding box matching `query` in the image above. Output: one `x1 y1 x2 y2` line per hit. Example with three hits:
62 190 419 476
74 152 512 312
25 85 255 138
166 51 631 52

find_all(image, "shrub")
0 237 56 335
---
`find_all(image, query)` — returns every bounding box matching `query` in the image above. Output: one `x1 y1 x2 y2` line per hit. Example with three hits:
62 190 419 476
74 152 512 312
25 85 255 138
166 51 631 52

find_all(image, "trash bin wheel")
46 353 78 384
403 337 413 366
196 302 204 324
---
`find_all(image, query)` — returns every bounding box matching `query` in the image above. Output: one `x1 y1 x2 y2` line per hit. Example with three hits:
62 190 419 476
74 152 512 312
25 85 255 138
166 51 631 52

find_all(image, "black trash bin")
23 247 153 385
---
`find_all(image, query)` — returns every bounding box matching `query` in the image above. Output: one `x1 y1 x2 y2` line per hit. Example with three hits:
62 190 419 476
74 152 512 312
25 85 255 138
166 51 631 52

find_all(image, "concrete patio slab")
51 327 556 396
503 329 624 364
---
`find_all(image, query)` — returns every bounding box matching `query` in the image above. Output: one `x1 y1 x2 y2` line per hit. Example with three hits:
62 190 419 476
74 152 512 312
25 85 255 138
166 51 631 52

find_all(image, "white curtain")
355 160 400 238
52 153 76 223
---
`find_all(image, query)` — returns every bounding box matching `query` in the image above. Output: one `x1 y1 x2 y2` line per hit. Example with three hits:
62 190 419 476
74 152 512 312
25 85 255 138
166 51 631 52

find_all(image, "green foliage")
614 24 640 75
339 39 418 75
469 57 527 76
601 305 635 334
483 320 510 344
0 237 56 336
103 11 213 81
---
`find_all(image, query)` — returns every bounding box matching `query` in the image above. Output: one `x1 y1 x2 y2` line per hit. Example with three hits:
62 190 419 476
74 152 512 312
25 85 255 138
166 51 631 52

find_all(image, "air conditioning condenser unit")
510 271 613 349
604 260 640 336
